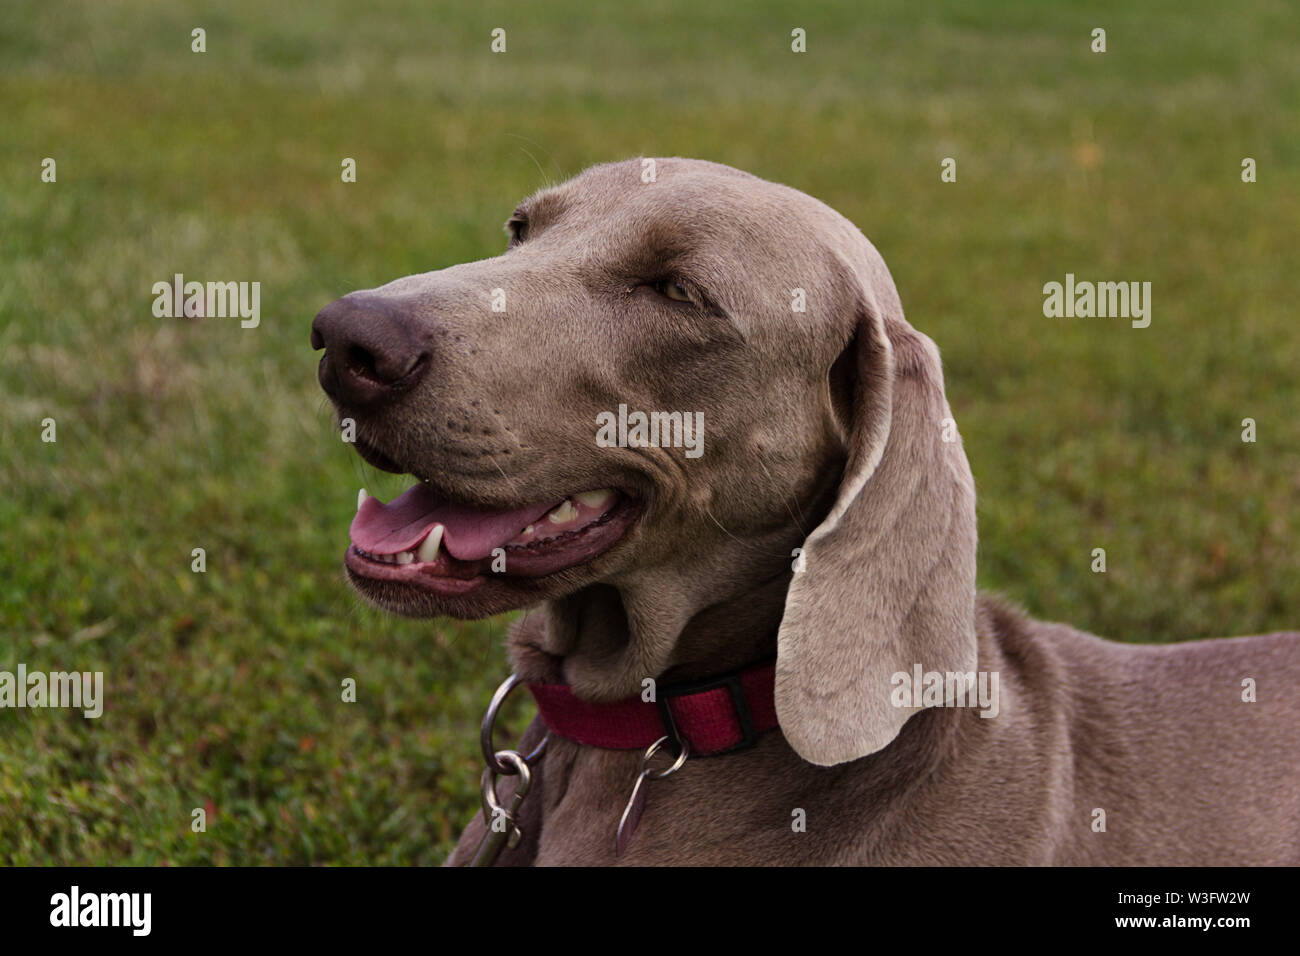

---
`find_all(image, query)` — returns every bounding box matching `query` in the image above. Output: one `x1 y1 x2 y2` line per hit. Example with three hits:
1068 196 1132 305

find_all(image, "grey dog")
312 158 1299 865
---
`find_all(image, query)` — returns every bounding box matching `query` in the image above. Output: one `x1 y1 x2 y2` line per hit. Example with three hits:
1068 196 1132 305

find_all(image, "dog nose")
311 294 431 404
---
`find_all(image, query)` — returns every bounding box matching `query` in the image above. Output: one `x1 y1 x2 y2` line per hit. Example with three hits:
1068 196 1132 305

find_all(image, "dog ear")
775 256 979 766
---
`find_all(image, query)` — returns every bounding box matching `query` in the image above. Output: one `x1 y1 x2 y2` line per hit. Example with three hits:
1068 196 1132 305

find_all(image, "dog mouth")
345 481 640 596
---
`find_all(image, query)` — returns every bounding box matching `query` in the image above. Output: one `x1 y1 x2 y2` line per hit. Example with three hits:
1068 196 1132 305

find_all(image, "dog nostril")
345 344 382 383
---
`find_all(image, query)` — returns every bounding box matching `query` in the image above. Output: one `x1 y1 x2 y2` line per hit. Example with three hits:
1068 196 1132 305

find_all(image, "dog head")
313 158 976 764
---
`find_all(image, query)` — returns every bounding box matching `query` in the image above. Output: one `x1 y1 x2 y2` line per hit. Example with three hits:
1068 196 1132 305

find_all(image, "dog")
312 158 1300 865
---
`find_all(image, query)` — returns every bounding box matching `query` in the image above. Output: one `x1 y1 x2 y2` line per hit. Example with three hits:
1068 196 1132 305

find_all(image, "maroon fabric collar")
527 658 779 756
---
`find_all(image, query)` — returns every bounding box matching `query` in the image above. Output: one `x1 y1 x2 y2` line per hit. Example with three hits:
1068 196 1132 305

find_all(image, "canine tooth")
357 488 369 511
575 489 614 509
547 500 578 524
396 551 414 565
523 525 534 536
417 525 444 563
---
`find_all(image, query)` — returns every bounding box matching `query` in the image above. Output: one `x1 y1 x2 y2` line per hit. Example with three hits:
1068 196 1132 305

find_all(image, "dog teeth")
416 525 444 563
547 500 578 524
355 546 418 565
575 489 614 510
357 488 369 511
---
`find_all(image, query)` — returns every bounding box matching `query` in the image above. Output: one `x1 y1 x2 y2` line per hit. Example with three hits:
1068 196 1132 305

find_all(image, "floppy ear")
775 255 978 766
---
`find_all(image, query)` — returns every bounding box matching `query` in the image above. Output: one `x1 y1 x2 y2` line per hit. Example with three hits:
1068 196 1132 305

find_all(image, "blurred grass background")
1 0 1297 864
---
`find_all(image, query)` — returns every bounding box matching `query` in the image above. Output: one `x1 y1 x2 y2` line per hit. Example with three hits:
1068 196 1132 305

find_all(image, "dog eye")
653 279 692 303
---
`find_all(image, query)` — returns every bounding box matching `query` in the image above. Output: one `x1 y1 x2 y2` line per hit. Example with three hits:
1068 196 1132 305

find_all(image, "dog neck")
658 567 790 680
507 566 791 696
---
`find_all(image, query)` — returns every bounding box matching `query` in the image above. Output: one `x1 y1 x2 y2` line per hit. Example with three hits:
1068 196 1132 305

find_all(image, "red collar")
527 658 779 756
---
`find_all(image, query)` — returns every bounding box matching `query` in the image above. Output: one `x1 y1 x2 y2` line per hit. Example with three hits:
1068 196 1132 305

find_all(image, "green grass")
1 0 1297 864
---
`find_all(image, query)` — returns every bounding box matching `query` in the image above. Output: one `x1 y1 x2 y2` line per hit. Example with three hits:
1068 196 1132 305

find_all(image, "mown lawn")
1 0 1296 864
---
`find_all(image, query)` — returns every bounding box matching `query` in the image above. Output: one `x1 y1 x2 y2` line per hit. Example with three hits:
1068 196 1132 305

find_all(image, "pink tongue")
349 483 561 560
